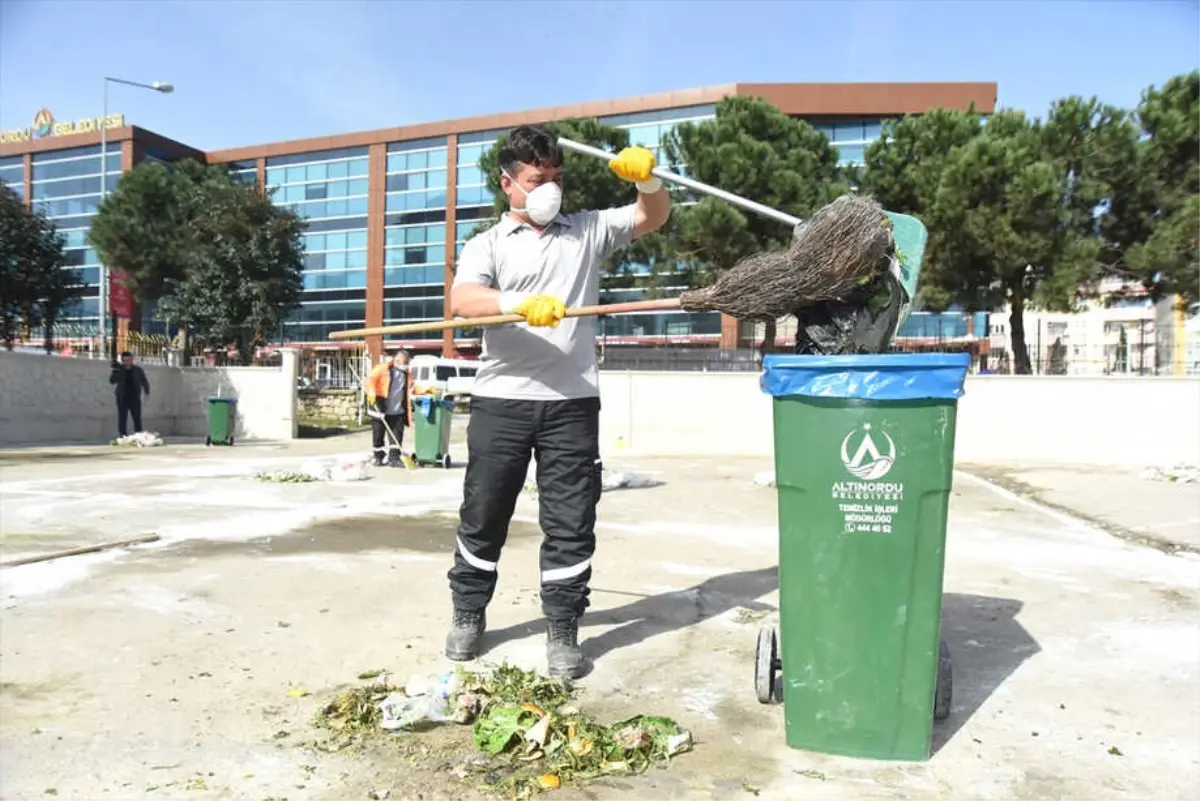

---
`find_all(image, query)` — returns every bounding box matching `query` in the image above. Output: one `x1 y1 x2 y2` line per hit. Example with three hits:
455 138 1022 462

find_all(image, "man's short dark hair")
389 348 410 360
120 351 133 358
498 125 562 177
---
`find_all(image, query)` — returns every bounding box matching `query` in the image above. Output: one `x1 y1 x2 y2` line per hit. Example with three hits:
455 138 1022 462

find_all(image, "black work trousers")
371 414 405 459
117 398 143 437
449 396 602 623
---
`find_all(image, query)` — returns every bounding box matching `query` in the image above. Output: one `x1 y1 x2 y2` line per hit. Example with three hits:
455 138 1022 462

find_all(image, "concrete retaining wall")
598 372 1200 467
0 350 299 446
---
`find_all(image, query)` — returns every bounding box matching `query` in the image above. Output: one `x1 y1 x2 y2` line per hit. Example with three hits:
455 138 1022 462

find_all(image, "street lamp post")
99 76 173 360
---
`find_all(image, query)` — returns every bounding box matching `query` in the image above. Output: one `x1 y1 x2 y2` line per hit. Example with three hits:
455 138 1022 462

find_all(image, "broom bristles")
679 194 895 320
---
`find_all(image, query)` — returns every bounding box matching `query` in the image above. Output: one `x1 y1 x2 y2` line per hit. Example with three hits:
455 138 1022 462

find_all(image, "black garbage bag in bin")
793 270 908 356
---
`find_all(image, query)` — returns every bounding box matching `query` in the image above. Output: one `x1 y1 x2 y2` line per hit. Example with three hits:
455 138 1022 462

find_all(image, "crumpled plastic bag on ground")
299 455 372 482
379 671 461 730
110 431 164 447
522 462 662 497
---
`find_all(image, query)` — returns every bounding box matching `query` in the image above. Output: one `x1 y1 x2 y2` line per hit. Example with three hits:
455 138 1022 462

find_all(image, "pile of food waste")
313 663 693 799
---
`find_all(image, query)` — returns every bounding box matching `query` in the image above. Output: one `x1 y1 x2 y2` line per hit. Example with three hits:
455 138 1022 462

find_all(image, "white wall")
598 372 1200 467
0 349 298 446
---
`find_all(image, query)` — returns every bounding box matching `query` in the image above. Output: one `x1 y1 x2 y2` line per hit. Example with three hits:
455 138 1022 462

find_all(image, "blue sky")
1 0 1196 151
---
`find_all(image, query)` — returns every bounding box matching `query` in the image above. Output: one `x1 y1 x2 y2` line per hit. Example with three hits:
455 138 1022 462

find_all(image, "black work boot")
546 619 587 680
372 452 385 467
444 609 486 661
387 451 401 468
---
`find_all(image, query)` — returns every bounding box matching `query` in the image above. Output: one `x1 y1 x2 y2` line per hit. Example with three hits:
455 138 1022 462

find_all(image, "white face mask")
504 170 562 226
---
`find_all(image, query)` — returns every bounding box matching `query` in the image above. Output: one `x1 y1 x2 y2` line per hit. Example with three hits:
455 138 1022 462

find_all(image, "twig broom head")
678 194 896 320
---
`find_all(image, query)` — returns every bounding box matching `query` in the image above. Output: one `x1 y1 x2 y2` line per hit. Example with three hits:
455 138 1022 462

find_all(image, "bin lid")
760 353 971 401
207 396 237 403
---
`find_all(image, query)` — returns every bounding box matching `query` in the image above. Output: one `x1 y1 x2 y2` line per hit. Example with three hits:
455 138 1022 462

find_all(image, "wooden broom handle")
0 533 161 568
328 297 681 340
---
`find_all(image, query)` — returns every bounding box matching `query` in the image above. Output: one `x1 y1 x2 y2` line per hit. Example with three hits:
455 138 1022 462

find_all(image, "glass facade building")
1 81 997 353
383 136 449 330
265 146 370 341
0 155 23 198
27 145 123 329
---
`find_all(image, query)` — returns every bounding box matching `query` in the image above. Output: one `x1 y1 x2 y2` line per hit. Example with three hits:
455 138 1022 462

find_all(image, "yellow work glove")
513 294 566 327
609 146 656 183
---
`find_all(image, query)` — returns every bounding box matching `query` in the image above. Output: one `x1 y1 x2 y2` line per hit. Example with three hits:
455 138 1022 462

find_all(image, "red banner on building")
109 270 133 320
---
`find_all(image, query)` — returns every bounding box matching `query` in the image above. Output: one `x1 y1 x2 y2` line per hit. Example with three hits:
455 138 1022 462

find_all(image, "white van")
410 356 479 396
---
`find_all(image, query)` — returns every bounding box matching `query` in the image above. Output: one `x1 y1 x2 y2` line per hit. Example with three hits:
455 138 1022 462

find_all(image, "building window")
26 148 125 331
803 116 894 166
0 156 23 197
284 298 367 342
266 150 371 341
378 138 450 327
600 104 715 169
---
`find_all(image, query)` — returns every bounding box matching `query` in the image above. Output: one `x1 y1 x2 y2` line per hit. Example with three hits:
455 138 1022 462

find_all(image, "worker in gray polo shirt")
446 124 671 678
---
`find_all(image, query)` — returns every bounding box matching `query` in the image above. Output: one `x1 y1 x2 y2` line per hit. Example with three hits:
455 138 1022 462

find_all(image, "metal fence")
297 348 370 390
597 340 984 373
985 338 1199 377
598 347 762 372
5 326 286 368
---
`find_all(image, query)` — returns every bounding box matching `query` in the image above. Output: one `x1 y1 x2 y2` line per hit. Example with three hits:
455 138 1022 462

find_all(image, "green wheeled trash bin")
755 352 971 762
413 395 454 468
205 397 236 446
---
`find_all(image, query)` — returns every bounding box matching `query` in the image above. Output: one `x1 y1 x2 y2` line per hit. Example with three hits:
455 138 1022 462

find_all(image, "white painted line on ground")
954 469 1105 535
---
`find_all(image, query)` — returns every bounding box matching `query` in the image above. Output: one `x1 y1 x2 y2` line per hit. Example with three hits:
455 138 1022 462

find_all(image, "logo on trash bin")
840 424 896 481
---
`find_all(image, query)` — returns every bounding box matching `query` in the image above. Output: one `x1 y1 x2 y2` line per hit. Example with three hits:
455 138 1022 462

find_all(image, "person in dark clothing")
109 351 150 437
364 349 411 466
445 126 671 679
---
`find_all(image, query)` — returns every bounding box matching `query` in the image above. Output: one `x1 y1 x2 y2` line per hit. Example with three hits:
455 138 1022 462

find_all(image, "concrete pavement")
1 433 1198 800
960 462 1200 553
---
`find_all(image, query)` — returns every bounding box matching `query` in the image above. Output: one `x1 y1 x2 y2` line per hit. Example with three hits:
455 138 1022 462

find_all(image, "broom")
330 139 916 341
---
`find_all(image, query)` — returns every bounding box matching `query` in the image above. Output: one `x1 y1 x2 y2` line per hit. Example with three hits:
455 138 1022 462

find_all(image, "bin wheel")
755 626 780 705
204 435 212 447
440 453 452 469
227 437 234 447
934 638 952 721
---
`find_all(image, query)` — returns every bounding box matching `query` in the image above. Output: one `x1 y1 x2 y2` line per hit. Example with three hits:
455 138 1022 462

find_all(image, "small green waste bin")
205 397 236 446
413 395 454 468
755 352 971 762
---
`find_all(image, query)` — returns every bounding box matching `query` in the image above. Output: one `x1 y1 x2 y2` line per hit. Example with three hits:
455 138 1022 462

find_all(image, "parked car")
410 356 478 396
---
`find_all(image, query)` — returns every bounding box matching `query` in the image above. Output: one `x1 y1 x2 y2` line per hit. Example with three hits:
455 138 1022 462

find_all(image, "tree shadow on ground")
485 569 1038 754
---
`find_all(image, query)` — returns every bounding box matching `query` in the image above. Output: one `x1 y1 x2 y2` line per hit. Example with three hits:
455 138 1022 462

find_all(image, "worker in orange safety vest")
363 348 412 467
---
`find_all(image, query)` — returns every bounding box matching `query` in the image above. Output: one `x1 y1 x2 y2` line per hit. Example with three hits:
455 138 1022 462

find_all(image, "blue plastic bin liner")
414 395 456 420
760 353 971 401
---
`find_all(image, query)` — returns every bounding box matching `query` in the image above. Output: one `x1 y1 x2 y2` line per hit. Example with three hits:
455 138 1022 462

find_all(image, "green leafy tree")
1038 95 1149 298
861 107 986 216
1124 71 1199 305
89 159 240 304
90 159 306 362
1126 191 1199 305
0 183 82 350
859 108 985 311
925 110 1100 374
662 95 848 353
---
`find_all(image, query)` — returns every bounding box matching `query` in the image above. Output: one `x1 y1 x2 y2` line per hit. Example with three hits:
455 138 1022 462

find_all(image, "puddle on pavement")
155 513 540 561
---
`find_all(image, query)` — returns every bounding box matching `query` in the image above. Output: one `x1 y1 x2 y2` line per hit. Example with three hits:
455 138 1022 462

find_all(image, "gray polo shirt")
452 206 637 401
